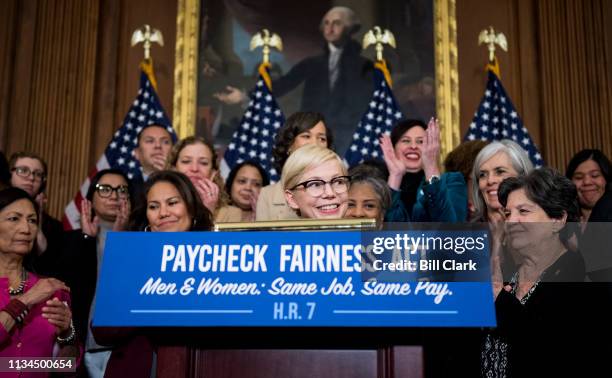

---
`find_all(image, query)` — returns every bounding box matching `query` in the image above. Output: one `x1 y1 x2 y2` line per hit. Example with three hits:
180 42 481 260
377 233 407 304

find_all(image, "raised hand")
421 117 441 180
242 191 259 222
193 175 220 213
151 155 167 172
80 199 100 237
113 198 130 231
380 134 406 190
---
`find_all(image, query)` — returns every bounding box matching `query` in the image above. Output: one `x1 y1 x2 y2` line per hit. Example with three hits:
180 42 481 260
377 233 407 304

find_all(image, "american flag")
220 65 284 182
344 62 404 167
466 69 543 167
63 61 176 230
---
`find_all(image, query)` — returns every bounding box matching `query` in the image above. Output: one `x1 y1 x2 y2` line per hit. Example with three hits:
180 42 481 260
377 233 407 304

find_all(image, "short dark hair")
129 170 213 231
8 152 48 194
85 169 133 220
499 167 580 241
136 124 177 146
0 187 38 214
225 161 270 199
565 149 611 189
0 187 39 270
272 112 332 174
390 119 427 147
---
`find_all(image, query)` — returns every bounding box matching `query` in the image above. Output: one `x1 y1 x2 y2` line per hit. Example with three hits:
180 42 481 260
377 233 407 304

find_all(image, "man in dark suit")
216 6 373 153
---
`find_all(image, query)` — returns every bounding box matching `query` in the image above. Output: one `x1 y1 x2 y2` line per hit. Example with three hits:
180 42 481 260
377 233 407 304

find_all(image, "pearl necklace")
8 269 27 296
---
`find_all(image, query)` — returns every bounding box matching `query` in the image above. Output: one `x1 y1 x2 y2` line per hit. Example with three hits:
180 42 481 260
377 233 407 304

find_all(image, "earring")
192 218 197 228
144 225 151 232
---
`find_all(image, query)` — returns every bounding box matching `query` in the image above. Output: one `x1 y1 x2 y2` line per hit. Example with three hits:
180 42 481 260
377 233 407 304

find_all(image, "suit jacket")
255 182 299 221
273 40 373 153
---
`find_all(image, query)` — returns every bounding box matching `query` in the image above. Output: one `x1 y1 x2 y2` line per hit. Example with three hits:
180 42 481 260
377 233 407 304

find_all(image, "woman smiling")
93 171 214 378
282 145 349 219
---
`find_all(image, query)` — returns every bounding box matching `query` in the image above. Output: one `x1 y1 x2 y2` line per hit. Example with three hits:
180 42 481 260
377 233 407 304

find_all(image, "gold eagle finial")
250 29 283 64
131 25 164 60
362 26 396 62
478 26 507 62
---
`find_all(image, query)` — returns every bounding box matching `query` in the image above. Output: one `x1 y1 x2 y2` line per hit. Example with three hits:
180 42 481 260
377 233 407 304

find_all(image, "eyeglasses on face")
95 184 129 198
290 175 351 197
12 166 46 181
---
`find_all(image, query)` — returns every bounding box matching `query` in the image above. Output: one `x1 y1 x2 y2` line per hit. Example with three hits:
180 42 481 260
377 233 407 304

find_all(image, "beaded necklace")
8 269 27 296
509 271 544 305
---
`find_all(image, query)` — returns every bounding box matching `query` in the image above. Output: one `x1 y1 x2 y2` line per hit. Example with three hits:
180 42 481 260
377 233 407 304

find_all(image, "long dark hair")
225 161 270 199
128 170 213 231
565 149 611 190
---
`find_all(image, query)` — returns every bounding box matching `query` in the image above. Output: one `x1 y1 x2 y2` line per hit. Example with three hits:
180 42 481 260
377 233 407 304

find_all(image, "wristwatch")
427 175 440 185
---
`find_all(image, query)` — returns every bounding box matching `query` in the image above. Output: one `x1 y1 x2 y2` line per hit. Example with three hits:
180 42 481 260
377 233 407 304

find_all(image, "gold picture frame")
173 0 460 157
214 218 377 232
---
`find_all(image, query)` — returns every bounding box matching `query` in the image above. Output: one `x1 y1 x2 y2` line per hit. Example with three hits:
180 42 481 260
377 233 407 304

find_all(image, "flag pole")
478 26 507 77
250 29 283 91
362 26 396 87
131 25 165 91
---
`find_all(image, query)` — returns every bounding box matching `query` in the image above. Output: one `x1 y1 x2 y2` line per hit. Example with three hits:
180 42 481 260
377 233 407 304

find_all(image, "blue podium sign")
93 231 496 327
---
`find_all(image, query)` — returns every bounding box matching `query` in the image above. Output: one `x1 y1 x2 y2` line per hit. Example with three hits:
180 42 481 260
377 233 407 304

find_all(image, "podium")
94 221 494 377
154 328 424 378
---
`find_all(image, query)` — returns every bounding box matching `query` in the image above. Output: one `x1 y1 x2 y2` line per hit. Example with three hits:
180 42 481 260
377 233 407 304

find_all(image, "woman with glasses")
167 136 243 223
91 171 213 377
282 145 349 219
8 152 64 277
57 169 131 378
380 118 467 222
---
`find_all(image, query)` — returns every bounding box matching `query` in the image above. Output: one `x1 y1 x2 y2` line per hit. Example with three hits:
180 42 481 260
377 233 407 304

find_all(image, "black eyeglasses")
12 166 46 181
95 184 129 198
290 176 351 197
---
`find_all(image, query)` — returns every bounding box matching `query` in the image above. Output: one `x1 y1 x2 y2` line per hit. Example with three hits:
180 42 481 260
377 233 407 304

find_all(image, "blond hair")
281 145 347 190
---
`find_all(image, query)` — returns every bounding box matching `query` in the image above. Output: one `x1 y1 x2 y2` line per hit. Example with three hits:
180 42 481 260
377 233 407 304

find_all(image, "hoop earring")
144 225 151 232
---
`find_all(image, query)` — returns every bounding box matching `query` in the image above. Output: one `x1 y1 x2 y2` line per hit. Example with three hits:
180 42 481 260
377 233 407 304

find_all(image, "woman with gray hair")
471 139 534 223
471 139 533 279
345 163 391 227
